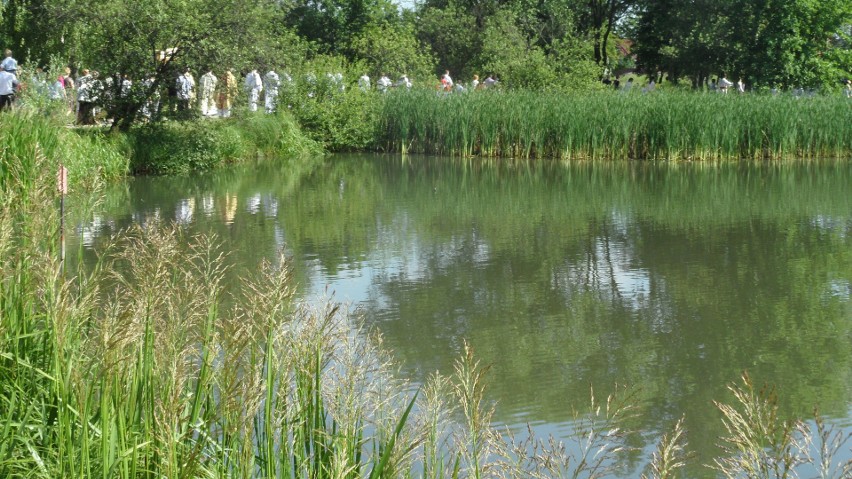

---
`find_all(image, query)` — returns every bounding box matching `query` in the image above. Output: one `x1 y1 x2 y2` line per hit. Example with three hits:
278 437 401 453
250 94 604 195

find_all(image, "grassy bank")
0 109 321 186
126 112 321 175
379 90 852 160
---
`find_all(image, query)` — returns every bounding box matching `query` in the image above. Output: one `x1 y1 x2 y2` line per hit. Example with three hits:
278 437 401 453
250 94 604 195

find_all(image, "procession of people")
2 44 850 123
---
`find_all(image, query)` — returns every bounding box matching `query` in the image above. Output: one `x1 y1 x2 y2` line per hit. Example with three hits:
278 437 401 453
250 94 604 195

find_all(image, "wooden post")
57 164 68 272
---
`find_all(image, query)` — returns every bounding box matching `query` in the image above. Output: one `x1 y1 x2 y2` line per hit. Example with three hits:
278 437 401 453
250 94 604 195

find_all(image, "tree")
575 0 632 66
282 0 400 55
633 0 852 89
477 9 559 89
351 23 437 80
52 0 300 130
416 6 481 77
0 0 69 67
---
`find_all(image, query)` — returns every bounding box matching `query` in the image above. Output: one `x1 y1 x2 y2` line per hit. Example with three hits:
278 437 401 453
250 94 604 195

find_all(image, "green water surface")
71 155 852 477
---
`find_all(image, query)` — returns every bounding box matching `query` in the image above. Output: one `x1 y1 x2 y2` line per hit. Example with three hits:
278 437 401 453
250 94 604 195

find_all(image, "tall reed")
380 90 852 160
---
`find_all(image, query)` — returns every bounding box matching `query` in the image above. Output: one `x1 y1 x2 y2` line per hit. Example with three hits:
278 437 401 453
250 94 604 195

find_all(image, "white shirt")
264 71 280 93
377 76 392 91
200 72 217 94
245 71 262 91
358 75 370 90
49 80 65 100
1 57 17 72
77 75 94 101
121 79 132 97
0 71 18 95
176 74 194 100
442 74 453 87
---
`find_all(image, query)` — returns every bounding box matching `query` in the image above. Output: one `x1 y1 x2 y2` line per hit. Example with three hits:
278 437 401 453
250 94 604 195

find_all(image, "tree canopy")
2 0 850 128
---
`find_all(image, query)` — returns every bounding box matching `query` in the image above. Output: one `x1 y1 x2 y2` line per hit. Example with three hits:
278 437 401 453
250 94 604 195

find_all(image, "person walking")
358 74 370 92
377 73 391 93
483 74 497 89
199 69 218 116
396 74 412 89
176 67 195 112
245 69 263 112
845 79 851 99
471 74 480 90
0 68 18 111
76 69 97 124
440 70 453 91
264 70 280 114
217 69 238 117
718 76 733 94
737 78 745 94
1 49 17 75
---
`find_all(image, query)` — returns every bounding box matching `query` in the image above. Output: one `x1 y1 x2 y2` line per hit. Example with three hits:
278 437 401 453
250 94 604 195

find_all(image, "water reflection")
68 156 852 477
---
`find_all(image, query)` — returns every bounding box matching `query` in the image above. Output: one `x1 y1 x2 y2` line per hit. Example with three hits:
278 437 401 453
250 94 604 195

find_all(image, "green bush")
126 120 247 174
126 108 322 175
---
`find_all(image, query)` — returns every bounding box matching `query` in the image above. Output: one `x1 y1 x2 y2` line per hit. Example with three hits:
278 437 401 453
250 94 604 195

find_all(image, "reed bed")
2 154 851 478
0 110 128 191
380 90 852 160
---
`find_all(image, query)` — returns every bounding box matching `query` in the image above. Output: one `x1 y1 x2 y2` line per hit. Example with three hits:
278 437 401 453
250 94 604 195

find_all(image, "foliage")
126 113 320 174
46 0 305 130
633 0 852 89
476 9 560 90
350 22 437 81
0 110 127 191
415 6 481 79
380 89 852 159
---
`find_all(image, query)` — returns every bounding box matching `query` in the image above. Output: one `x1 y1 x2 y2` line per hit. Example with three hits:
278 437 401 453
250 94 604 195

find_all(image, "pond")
70 155 852 477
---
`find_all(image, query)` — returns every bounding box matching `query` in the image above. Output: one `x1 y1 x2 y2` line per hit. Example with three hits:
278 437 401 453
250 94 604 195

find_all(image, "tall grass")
380 90 852 160
0 110 128 190
2 154 851 478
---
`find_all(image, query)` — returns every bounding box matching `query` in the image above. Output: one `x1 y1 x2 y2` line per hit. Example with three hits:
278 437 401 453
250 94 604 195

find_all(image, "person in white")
377 74 392 93
141 75 159 119
396 74 412 89
49 75 67 103
718 76 733 94
358 74 370 92
737 78 745 94
846 80 852 99
1 50 17 74
76 69 95 124
120 74 132 98
199 69 218 116
441 70 453 91
622 77 633 92
264 70 280 114
176 68 195 111
483 74 497 88
471 74 480 90
305 72 317 98
245 69 263 111
334 72 345 92
642 79 656 93
0 68 19 111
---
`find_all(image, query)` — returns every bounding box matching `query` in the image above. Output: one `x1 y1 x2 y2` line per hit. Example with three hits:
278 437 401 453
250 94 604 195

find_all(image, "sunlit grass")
380 90 852 160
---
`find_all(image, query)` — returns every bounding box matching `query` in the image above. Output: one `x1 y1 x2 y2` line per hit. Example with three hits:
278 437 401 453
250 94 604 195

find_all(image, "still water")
71 155 852 477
